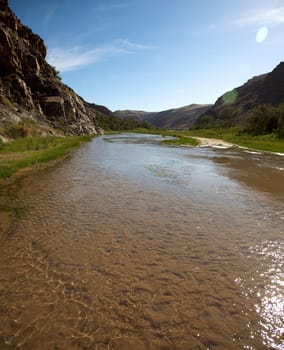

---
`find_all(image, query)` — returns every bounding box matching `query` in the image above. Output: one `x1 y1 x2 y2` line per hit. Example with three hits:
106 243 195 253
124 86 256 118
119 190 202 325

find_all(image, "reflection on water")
0 133 283 349
252 242 284 350
234 240 284 349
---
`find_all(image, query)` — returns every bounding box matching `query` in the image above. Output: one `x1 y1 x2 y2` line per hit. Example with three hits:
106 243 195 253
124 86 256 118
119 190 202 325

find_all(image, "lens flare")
256 26 269 43
222 89 238 104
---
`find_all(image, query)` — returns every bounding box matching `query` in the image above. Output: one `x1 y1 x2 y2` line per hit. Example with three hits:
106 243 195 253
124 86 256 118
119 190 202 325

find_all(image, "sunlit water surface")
0 133 283 349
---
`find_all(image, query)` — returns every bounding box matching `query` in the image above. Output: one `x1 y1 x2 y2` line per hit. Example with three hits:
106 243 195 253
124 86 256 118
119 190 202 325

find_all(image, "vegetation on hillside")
95 113 152 131
196 103 284 139
245 104 284 137
197 106 239 129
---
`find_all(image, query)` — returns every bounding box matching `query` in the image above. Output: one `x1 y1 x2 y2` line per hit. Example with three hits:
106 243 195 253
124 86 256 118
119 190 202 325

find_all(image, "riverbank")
187 128 284 153
0 134 95 181
0 134 95 241
132 128 284 153
192 137 234 148
1 129 283 185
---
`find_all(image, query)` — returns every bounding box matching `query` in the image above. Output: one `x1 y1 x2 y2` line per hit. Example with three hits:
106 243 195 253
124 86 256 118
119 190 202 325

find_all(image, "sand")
193 137 234 148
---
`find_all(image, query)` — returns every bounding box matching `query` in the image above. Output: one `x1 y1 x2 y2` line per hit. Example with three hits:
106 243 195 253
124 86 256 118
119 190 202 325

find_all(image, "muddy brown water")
0 133 283 350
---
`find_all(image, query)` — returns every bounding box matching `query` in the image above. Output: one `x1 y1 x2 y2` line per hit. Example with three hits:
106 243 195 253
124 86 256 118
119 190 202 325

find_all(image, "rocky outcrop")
0 0 106 138
197 62 284 126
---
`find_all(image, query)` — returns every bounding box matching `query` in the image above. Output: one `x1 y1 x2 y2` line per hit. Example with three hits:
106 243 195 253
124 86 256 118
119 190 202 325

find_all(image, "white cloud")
236 6 284 26
47 39 153 72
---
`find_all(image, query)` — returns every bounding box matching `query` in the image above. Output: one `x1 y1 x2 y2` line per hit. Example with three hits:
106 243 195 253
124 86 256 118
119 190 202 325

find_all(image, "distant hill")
114 104 211 129
196 62 284 128
114 110 151 120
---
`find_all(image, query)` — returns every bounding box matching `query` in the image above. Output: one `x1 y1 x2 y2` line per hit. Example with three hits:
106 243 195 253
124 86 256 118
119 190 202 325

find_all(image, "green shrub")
95 113 153 131
245 104 283 136
0 96 13 109
6 125 31 139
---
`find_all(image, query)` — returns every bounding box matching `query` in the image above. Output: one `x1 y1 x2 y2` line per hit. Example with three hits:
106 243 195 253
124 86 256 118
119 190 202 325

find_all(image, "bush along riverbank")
0 134 94 180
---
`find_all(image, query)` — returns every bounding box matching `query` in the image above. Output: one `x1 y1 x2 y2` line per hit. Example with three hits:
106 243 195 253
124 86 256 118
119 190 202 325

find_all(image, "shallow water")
0 133 283 349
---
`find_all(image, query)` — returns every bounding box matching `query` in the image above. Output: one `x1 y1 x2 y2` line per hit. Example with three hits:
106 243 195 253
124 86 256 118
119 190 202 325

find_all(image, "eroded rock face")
0 0 106 136
40 96 65 118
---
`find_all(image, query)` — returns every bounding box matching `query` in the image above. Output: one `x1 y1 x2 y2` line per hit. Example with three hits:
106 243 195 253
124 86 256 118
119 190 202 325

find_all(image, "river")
0 133 283 350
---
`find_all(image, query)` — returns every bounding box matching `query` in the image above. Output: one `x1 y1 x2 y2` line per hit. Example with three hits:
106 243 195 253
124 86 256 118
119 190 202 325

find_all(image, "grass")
161 136 199 146
0 135 94 179
102 130 124 135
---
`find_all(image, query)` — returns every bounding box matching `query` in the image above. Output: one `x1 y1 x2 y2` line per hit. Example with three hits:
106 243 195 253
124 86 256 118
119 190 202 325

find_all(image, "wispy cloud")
47 39 154 72
47 46 125 72
43 1 64 28
235 6 284 26
43 6 57 27
94 2 133 12
115 38 155 50
191 6 284 36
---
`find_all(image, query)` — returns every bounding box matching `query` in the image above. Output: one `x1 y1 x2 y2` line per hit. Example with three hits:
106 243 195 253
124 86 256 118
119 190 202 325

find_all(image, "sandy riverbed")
193 137 234 148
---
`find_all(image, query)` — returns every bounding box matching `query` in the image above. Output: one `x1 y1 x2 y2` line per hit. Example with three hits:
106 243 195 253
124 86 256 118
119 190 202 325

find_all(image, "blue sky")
9 0 284 111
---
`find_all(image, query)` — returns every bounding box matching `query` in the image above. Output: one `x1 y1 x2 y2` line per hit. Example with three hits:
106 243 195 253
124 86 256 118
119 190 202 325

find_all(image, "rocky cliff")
0 0 106 140
197 62 284 127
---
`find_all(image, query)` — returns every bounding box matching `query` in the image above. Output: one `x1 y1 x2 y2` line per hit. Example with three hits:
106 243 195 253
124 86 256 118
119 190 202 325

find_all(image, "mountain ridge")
197 62 284 128
114 104 212 129
115 63 284 131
